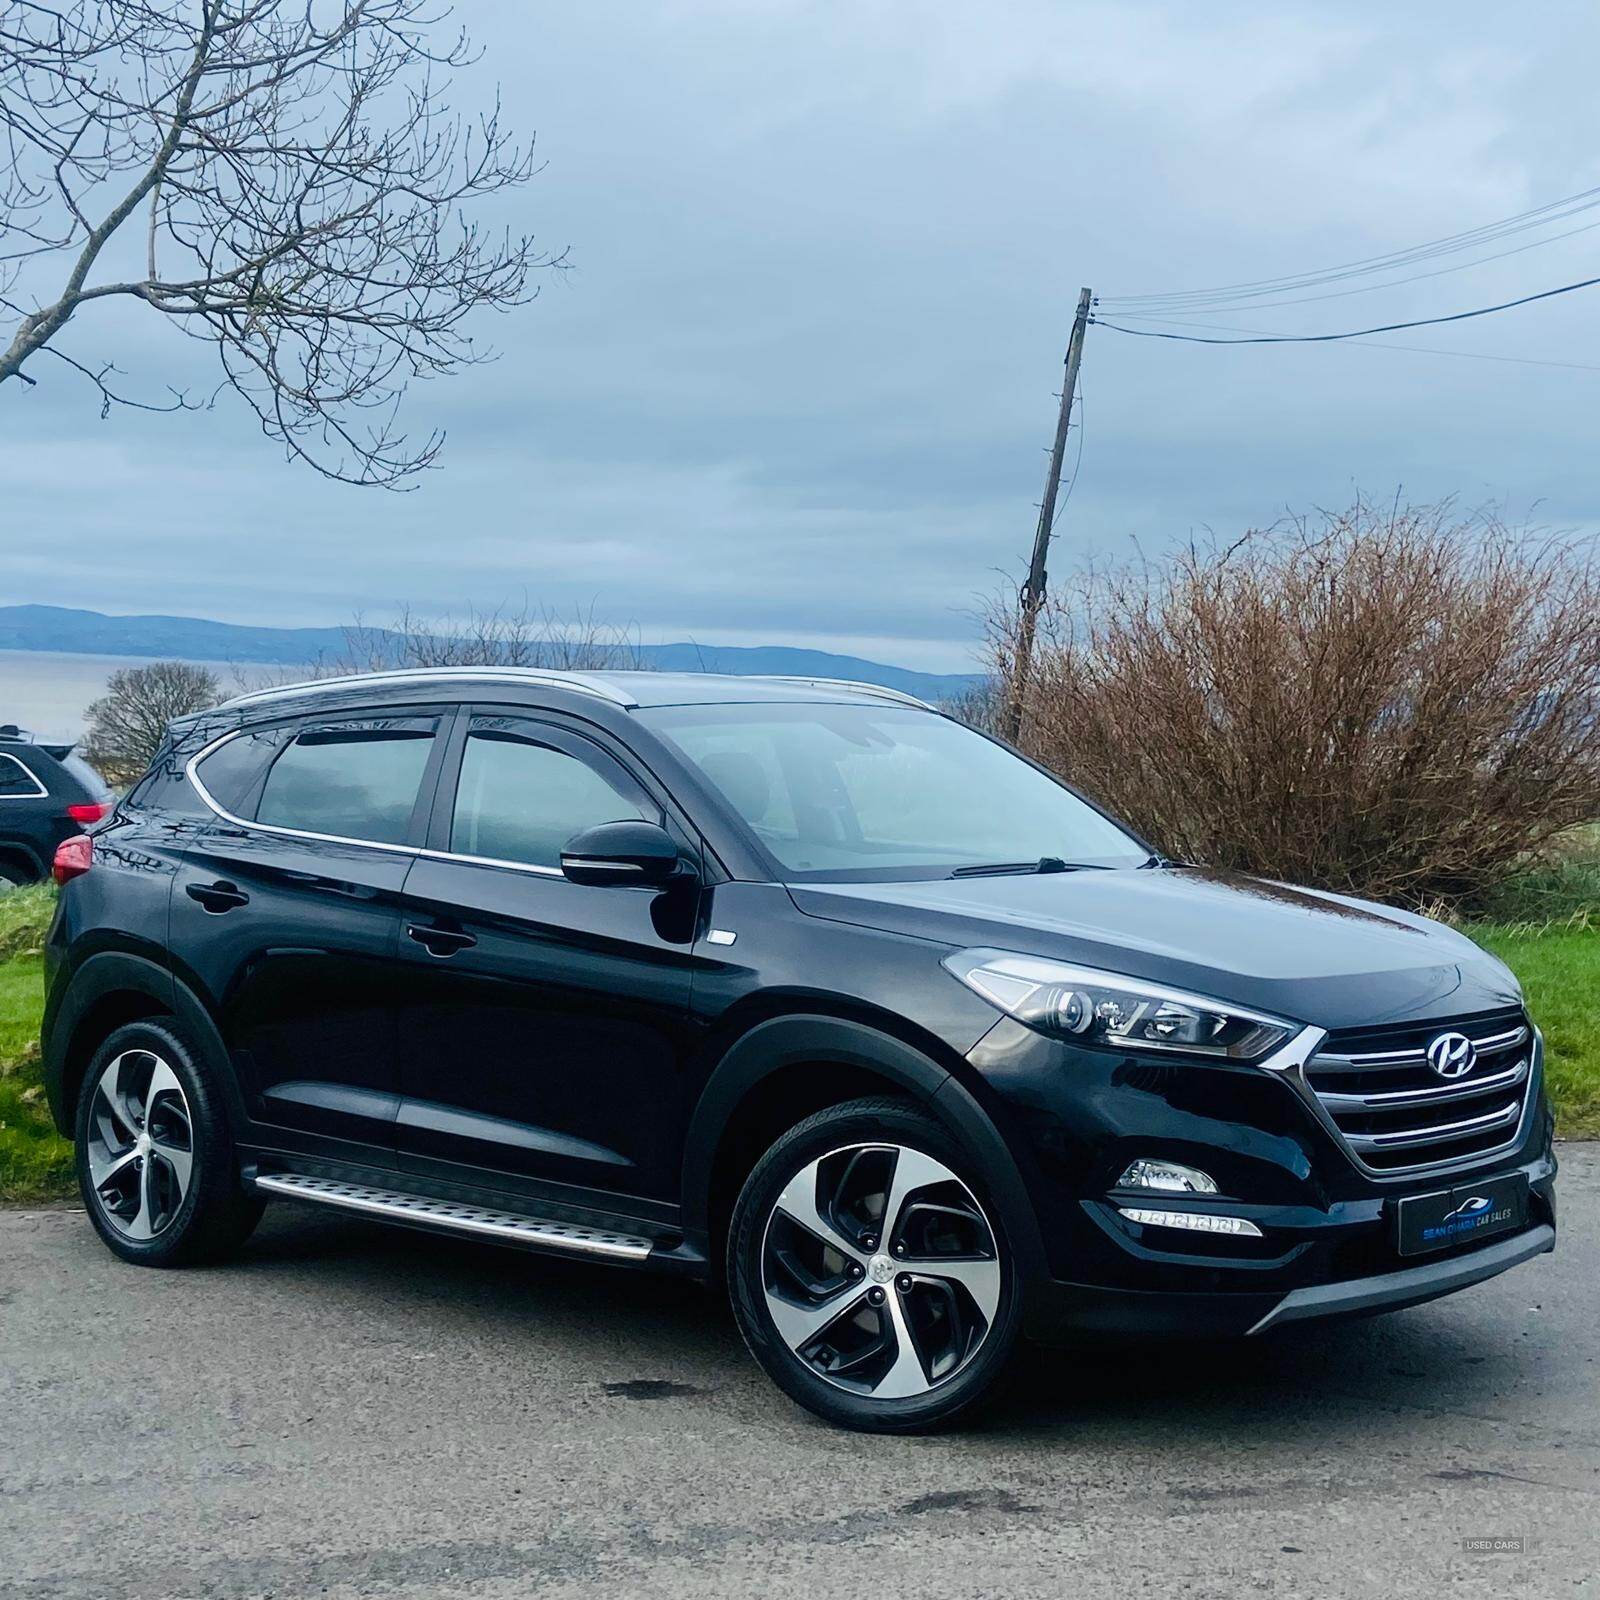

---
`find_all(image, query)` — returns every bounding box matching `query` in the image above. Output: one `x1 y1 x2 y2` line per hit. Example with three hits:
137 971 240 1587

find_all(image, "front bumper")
1247 1221 1554 1334
1025 1219 1555 1340
966 1015 1558 1340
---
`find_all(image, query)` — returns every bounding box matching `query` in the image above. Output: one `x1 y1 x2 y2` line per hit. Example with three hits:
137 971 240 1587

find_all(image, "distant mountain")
0 604 982 703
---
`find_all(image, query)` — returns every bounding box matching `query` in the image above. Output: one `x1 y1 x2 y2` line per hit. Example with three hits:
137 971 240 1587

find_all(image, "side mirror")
561 819 687 888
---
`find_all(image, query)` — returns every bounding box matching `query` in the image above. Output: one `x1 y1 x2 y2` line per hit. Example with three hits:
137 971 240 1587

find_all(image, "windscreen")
640 702 1146 880
59 751 113 800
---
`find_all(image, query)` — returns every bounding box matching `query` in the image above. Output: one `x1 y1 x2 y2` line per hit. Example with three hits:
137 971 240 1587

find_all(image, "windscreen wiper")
950 856 1094 878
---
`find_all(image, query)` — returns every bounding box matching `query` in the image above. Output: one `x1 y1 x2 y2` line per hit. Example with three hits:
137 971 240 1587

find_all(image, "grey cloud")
3 0 1599 670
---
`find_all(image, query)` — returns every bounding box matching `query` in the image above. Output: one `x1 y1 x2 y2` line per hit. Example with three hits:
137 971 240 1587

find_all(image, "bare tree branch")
1 1 556 484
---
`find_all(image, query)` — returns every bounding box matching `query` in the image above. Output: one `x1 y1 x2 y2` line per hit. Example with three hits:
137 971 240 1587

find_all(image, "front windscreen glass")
639 702 1146 881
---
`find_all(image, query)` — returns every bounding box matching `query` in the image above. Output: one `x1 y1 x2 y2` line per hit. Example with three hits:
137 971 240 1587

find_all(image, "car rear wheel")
729 1096 1020 1432
75 1019 263 1266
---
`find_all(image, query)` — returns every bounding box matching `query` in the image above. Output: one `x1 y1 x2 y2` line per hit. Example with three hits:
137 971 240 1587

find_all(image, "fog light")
1117 1159 1218 1194
1119 1206 1263 1238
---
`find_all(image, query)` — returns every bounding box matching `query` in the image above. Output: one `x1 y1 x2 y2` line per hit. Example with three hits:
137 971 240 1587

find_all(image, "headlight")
944 949 1295 1062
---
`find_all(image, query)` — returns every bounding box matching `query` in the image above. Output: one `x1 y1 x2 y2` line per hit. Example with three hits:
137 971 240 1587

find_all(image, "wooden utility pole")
1003 285 1092 744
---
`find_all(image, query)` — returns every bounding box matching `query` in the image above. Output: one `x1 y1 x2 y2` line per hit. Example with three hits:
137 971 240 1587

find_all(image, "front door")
394 711 701 1205
172 709 449 1158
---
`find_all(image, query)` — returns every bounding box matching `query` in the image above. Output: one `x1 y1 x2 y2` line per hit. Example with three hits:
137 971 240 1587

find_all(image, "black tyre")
74 1018 263 1266
728 1096 1020 1432
0 859 33 892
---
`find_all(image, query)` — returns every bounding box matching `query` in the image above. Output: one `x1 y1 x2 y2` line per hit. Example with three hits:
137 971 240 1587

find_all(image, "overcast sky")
4 0 1600 672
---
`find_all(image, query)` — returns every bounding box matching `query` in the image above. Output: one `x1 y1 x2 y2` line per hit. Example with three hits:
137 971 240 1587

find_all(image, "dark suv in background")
0 726 113 889
41 669 1556 1431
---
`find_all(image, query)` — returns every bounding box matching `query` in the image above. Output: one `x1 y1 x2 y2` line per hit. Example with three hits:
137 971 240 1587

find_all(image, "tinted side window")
0 752 45 798
192 727 284 815
257 720 437 845
125 743 208 816
450 724 654 868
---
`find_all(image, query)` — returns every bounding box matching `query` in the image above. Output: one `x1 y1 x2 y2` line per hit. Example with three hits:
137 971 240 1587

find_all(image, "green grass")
1457 824 1600 1137
0 886 72 1203
0 869 1595 1205
0 881 55 961
1472 917 1600 1138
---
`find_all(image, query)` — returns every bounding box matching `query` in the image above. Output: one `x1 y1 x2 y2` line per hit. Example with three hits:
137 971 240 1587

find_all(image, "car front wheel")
729 1096 1020 1432
75 1019 263 1266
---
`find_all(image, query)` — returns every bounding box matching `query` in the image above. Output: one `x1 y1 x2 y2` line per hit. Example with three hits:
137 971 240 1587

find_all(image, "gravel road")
3 1148 1597 1599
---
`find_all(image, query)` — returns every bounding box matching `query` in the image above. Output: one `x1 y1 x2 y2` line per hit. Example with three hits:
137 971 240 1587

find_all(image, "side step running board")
253 1173 656 1261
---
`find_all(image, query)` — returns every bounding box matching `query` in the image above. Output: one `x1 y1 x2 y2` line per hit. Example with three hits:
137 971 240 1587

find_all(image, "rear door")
171 708 451 1160
393 708 702 1204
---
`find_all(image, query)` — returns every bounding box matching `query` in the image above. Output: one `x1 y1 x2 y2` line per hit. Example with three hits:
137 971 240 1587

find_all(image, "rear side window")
256 719 438 845
449 721 655 868
191 727 283 815
0 752 45 798
125 743 208 816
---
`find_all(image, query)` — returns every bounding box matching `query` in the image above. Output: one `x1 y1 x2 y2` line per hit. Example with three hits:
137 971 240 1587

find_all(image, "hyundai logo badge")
1426 1031 1477 1079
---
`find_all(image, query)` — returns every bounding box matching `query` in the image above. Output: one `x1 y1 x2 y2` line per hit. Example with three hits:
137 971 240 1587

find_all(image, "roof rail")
219 666 639 712
758 677 933 710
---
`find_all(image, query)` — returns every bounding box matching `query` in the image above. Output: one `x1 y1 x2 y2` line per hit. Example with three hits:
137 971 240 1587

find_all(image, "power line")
1091 271 1600 346
1101 182 1600 311
1050 384 1085 529
1104 310 1600 373
1121 213 1600 318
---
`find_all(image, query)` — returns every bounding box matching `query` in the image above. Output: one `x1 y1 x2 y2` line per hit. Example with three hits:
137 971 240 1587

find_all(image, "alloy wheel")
85 1049 196 1240
759 1142 1002 1400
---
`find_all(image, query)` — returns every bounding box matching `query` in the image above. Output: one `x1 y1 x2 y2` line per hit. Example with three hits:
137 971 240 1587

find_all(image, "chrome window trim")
417 846 564 879
186 726 607 881
0 751 48 799
220 666 638 713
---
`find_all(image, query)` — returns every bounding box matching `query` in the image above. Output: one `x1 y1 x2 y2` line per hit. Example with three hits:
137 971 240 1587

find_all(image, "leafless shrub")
1 2 554 484
213 603 651 699
989 497 1600 910
340 603 650 672
82 660 221 783
945 675 1003 735
222 656 346 696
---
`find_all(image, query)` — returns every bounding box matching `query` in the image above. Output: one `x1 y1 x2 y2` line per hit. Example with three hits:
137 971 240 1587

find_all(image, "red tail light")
53 833 93 885
66 800 112 824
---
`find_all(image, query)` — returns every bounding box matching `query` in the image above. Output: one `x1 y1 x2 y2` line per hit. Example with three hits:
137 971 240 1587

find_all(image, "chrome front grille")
1303 1009 1534 1175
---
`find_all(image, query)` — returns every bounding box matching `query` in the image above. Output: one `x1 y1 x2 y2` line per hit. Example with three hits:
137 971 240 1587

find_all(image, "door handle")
186 880 250 913
407 922 477 957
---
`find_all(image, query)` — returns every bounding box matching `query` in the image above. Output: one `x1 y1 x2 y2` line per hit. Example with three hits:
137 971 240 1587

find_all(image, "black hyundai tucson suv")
41 669 1556 1431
